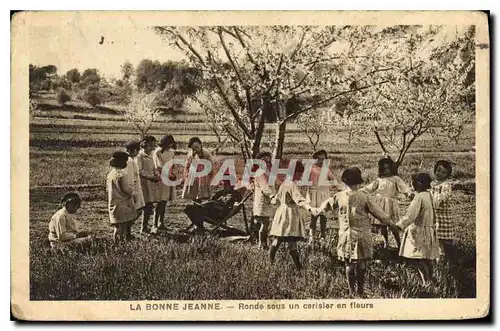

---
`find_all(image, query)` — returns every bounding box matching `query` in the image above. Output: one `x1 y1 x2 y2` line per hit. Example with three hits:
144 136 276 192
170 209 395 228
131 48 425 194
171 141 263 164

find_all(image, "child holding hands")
361 156 414 249
269 161 314 271
430 160 455 258
315 167 397 297
395 173 439 285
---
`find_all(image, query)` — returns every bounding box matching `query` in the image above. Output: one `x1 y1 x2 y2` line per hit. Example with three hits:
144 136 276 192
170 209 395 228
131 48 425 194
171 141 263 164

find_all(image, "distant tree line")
28 60 202 110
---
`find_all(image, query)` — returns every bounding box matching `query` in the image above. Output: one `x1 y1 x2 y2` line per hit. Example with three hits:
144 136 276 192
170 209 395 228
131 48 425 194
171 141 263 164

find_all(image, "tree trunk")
272 121 287 159
251 108 266 158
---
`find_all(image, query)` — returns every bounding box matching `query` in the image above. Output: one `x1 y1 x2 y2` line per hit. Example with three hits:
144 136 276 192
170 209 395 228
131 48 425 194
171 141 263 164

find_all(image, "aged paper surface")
12 11 489 321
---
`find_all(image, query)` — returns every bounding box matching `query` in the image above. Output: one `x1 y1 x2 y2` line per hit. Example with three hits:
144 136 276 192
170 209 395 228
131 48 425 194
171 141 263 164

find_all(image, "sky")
28 24 469 80
28 25 184 79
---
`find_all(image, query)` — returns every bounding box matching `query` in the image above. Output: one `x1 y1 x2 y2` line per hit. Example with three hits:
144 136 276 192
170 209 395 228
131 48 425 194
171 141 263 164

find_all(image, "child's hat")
341 167 364 186
112 151 130 161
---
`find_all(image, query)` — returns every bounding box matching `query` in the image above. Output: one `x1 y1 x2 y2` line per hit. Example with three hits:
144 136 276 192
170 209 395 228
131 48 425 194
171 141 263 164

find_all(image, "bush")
56 88 71 106
83 88 104 107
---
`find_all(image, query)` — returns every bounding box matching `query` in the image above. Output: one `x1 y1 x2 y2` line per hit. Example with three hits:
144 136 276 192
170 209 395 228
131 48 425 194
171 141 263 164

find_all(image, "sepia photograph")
11 10 489 321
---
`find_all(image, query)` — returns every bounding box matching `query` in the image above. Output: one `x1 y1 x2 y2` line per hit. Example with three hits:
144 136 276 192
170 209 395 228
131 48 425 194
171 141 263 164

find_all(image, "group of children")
107 135 178 242
252 151 456 296
47 134 456 297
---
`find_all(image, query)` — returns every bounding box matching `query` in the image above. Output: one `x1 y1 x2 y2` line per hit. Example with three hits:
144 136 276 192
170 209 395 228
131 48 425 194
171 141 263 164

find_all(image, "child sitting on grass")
107 151 138 243
48 192 92 251
315 167 395 297
395 173 440 286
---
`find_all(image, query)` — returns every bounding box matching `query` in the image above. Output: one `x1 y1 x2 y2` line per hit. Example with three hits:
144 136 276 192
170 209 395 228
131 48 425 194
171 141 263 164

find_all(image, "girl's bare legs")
155 201 167 229
345 262 357 296
141 203 154 234
270 238 282 264
257 217 270 250
356 260 367 296
309 215 318 244
414 260 430 285
126 221 134 240
113 224 128 244
426 259 435 283
287 241 302 271
380 226 389 248
319 215 327 239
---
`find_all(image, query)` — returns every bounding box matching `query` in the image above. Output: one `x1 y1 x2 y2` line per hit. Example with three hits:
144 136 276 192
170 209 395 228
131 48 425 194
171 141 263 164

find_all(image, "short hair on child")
140 135 157 149
411 173 432 191
188 136 202 148
312 149 327 159
159 135 176 150
378 157 397 177
341 167 363 186
110 151 129 169
434 160 453 177
124 140 140 152
61 192 81 207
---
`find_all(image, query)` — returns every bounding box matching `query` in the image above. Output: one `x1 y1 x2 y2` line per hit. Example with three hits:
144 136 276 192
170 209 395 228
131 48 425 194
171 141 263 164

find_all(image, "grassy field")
29 98 477 300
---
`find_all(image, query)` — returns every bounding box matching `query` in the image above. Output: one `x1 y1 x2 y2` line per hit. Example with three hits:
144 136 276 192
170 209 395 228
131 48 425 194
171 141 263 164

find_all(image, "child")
125 140 145 239
184 179 242 233
361 157 413 249
269 162 313 271
252 151 276 250
395 173 440 285
136 136 161 234
430 160 455 258
316 167 394 297
48 192 92 250
153 135 177 231
107 151 137 243
305 150 344 244
181 137 214 201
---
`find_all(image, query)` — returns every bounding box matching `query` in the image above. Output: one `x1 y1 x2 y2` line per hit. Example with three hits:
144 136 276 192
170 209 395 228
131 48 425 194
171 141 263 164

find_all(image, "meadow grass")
29 184 475 300
29 108 477 300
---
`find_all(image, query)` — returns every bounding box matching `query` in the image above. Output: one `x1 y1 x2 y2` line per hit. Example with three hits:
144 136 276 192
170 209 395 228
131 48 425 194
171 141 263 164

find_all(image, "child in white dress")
153 135 177 230
396 173 440 285
48 192 92 250
305 150 344 244
269 162 314 271
125 140 145 239
107 151 138 243
252 151 275 250
361 157 414 249
137 136 161 234
181 137 214 201
316 167 394 296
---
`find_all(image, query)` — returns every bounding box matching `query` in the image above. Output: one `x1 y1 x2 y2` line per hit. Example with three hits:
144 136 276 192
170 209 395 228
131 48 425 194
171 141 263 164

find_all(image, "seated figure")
184 180 243 233
48 192 92 251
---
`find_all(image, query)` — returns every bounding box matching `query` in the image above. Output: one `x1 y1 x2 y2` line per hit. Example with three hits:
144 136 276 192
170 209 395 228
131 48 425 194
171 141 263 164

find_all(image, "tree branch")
160 28 206 67
206 53 252 139
218 28 245 87
374 129 390 155
284 79 393 122
291 30 306 59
